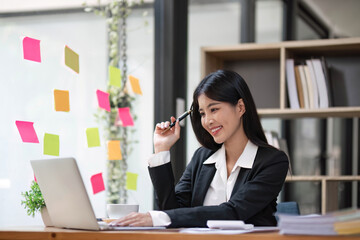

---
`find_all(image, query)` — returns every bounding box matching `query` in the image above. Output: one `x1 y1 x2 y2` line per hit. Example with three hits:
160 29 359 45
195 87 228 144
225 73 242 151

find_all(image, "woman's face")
198 94 244 145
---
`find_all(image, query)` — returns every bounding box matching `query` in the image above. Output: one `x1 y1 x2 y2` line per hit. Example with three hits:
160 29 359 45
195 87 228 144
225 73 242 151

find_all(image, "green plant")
83 0 144 204
21 181 45 217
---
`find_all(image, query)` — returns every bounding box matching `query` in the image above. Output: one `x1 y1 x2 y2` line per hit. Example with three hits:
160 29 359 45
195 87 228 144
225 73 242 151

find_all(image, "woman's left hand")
109 212 153 227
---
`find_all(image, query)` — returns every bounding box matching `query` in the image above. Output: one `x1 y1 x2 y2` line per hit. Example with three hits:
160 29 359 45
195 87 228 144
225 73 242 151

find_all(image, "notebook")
30 157 164 231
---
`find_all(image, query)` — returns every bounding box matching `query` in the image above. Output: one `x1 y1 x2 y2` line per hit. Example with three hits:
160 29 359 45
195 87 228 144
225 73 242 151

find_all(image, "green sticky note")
64 45 79 74
109 66 121 87
126 172 138 191
86 128 100 147
44 133 60 156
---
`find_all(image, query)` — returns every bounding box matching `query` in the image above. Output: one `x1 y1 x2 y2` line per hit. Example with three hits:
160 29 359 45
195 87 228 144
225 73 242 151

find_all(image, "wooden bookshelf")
286 175 360 214
201 38 360 214
201 37 360 118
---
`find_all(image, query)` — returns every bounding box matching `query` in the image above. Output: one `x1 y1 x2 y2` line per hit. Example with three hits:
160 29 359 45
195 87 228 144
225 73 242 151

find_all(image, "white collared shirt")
147 141 258 226
202 141 258 205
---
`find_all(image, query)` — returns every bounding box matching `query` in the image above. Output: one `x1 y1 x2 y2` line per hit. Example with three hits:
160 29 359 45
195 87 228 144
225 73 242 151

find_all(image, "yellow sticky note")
126 172 138 191
44 133 59 156
108 140 122 160
109 66 121 87
128 75 143 95
54 90 70 112
86 128 100 147
64 45 79 74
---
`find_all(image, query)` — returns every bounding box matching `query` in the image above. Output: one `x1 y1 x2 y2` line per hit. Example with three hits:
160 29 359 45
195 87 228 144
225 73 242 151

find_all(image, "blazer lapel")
192 163 216 206
231 167 251 198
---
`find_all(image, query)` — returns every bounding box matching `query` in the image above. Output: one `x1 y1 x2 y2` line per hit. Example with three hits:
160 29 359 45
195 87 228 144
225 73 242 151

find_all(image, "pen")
161 109 193 134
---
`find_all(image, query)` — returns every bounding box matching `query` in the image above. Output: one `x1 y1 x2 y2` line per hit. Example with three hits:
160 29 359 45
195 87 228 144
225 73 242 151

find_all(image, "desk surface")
0 226 360 240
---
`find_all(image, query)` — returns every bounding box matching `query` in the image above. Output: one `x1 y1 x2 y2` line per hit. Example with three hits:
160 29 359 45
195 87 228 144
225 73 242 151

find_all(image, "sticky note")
15 121 39 143
90 173 105 194
96 90 111 112
109 66 121 87
44 133 60 156
23 37 41 63
128 75 143 95
86 128 100 147
107 140 122 160
65 45 79 73
54 89 70 112
34 174 37 183
118 107 134 127
126 172 138 191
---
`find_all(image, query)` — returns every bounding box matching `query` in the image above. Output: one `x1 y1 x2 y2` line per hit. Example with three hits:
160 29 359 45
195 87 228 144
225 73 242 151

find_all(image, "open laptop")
30 157 165 231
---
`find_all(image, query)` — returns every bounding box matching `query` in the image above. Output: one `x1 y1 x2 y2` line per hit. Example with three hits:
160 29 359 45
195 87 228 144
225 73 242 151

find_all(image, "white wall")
0 7 154 227
186 1 241 163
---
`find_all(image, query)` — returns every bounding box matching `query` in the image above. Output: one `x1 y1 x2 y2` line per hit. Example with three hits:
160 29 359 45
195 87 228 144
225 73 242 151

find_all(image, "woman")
110 70 289 228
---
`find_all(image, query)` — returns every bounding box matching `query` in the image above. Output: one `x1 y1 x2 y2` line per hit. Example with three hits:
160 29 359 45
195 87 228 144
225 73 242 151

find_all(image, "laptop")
30 157 165 231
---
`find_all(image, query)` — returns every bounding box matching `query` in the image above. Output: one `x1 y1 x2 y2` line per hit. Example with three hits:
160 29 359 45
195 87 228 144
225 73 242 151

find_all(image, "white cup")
106 204 139 219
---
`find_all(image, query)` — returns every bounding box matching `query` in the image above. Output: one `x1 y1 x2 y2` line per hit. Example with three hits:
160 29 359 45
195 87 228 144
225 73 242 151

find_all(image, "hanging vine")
83 0 144 204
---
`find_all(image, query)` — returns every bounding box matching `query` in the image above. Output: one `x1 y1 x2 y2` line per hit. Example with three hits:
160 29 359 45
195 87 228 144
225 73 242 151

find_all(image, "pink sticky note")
15 121 39 143
96 90 111 112
23 37 41 63
118 107 134 127
90 173 105 194
34 174 37 183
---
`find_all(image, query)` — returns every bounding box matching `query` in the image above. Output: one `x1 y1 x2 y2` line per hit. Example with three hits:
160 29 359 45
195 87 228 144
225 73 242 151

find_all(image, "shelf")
258 107 360 119
201 38 360 214
286 175 360 182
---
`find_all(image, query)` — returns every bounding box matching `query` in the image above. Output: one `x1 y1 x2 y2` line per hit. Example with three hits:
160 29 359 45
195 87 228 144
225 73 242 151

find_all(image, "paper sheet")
86 128 101 147
96 90 111 112
108 140 122 160
109 66 121 87
90 172 105 194
23 37 41 63
126 172 138 190
54 89 70 112
128 75 143 95
43 133 60 156
15 120 39 143
117 107 134 127
65 45 79 73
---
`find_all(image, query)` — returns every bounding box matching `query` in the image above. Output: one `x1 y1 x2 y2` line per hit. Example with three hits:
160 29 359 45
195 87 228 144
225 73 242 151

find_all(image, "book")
303 65 315 109
285 59 300 109
320 57 333 106
305 60 319 108
294 65 305 108
311 59 329 108
298 65 310 109
278 208 360 236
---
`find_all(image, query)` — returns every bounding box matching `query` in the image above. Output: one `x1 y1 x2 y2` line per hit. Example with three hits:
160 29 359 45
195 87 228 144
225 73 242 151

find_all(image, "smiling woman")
109 69 289 228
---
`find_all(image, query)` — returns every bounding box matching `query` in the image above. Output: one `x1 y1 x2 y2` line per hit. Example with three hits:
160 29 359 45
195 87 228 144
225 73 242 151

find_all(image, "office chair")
275 201 300 222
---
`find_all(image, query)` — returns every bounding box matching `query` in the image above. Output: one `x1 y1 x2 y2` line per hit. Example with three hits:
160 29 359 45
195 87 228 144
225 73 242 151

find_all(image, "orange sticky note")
107 140 122 160
54 90 70 112
128 75 143 95
23 37 41 63
90 173 105 194
65 45 79 74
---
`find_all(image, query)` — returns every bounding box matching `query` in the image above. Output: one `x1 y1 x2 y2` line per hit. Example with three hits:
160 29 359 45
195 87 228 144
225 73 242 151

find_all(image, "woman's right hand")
153 116 181 153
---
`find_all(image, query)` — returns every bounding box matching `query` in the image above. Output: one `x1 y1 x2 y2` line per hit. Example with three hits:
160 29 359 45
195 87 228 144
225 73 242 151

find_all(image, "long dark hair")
191 69 271 151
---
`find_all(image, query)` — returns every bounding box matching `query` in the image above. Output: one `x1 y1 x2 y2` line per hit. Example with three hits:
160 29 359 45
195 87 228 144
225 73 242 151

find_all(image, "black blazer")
148 145 289 228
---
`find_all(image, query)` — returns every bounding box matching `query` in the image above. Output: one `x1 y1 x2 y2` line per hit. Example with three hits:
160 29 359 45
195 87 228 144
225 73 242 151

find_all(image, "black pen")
161 110 192 134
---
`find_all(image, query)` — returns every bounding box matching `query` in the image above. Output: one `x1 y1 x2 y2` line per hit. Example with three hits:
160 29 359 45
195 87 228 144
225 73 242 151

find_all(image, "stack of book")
286 58 331 109
278 208 360 235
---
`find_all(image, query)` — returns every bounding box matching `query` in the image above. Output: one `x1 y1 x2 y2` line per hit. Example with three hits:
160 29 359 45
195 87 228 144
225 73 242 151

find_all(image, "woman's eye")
210 108 218 113
199 112 205 117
